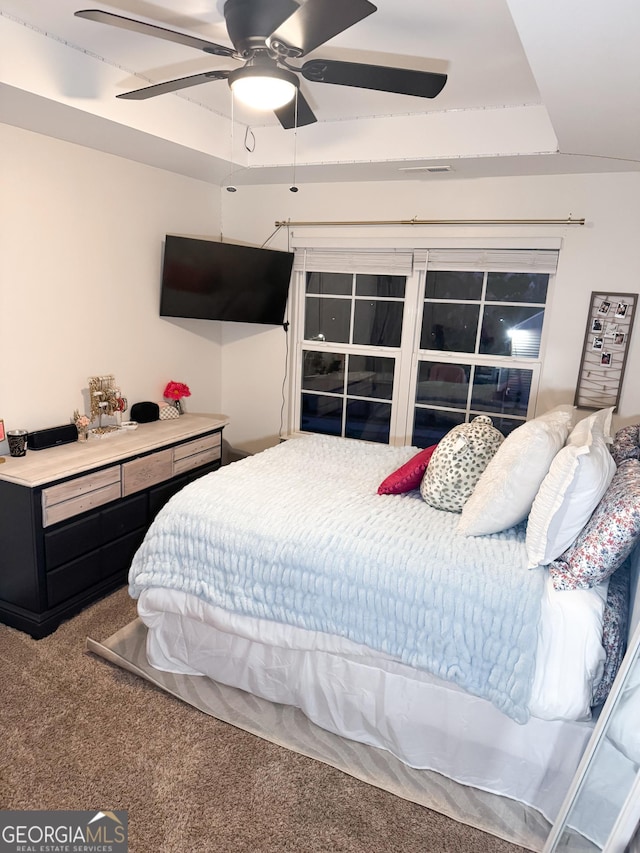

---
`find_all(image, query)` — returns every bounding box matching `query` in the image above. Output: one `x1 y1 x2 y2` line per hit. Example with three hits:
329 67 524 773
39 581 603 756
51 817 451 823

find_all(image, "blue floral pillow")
611 424 640 466
592 559 630 707
549 459 640 590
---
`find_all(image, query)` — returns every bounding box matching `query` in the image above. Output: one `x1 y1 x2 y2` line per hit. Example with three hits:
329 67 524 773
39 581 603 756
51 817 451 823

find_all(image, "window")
301 271 405 442
290 248 557 447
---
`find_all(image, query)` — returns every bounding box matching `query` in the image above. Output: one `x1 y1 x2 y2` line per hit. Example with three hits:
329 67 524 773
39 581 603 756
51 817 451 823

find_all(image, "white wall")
2 123 639 455
221 172 640 451
0 123 224 454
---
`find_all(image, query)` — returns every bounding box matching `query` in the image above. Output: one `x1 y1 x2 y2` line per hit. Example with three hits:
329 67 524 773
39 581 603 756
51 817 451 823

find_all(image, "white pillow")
458 405 575 536
525 407 616 568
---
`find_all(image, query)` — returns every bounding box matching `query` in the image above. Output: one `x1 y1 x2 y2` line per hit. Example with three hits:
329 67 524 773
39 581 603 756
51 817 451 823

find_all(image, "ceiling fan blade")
274 91 317 129
117 71 231 100
301 59 447 98
74 9 235 57
267 0 376 57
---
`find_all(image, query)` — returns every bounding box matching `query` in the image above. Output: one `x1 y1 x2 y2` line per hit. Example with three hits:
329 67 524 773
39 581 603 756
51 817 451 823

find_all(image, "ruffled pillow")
526 407 616 568
549 459 640 589
420 416 504 512
377 445 438 495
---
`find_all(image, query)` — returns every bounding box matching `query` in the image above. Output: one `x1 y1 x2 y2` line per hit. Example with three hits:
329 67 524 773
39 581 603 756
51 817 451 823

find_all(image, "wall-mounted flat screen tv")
160 235 294 325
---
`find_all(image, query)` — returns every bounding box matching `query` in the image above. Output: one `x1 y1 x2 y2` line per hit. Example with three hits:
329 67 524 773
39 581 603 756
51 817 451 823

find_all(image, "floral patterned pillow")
549 459 640 590
611 423 640 466
420 415 504 512
592 559 630 707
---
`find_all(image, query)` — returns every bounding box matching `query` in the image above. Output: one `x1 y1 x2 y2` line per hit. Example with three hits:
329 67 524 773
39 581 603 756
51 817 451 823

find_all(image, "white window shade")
294 248 557 275
293 249 414 276
423 249 559 273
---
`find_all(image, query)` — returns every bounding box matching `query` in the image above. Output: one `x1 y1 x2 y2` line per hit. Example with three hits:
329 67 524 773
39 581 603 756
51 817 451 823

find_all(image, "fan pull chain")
225 93 238 194
290 89 299 193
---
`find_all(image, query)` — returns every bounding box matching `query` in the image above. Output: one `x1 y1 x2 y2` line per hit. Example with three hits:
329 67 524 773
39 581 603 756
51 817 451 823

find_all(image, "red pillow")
377 445 438 495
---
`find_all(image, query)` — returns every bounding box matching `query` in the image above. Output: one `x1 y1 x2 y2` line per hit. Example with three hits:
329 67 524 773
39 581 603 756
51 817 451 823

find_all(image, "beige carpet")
1 587 542 853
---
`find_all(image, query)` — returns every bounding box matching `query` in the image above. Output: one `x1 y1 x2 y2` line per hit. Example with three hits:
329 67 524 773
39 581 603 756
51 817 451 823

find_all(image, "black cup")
7 430 28 457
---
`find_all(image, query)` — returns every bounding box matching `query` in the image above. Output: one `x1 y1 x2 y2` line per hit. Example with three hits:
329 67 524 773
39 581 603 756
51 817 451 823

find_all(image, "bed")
127 408 640 848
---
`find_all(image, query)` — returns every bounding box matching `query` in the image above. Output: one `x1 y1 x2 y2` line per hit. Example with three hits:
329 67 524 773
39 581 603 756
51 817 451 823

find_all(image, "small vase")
173 399 183 415
77 427 88 442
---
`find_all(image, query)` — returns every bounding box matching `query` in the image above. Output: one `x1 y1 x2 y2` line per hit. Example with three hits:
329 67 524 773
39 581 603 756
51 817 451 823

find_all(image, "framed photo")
0 420 4 442
575 291 637 410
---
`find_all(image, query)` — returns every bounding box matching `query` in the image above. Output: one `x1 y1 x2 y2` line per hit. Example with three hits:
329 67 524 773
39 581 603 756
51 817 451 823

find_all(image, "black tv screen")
160 235 294 325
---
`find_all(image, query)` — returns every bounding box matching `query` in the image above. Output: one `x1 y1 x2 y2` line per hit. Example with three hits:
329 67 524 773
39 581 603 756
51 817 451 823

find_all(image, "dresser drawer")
42 466 120 514
173 433 222 476
45 513 102 570
47 550 102 608
44 493 147 571
122 449 173 496
42 477 122 527
173 432 221 461
173 447 221 476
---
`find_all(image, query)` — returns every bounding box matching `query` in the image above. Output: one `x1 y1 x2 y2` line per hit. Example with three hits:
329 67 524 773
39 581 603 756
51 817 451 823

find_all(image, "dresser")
0 413 228 638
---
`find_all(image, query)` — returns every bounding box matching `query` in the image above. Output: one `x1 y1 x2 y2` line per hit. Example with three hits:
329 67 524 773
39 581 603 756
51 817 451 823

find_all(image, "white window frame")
286 238 560 446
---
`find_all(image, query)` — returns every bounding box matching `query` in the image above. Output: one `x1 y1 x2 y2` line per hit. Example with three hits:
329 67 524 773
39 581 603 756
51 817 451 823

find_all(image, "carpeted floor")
0 588 533 853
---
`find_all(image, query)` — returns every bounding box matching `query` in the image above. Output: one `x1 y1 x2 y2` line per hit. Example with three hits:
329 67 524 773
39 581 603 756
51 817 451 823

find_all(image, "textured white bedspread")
129 434 550 722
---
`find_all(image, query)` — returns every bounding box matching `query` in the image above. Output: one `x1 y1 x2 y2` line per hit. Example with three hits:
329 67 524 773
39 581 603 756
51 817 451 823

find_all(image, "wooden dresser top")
0 413 229 488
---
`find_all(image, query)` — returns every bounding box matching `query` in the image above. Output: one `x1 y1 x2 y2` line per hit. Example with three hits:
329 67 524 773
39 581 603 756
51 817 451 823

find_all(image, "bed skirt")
87 616 559 852
136 587 595 829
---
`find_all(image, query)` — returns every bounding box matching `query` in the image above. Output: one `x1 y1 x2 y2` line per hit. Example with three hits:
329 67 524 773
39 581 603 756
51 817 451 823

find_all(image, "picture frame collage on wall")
574 291 637 410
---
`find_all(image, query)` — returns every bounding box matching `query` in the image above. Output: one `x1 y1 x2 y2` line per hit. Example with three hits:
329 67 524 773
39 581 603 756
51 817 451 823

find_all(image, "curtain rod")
275 216 585 227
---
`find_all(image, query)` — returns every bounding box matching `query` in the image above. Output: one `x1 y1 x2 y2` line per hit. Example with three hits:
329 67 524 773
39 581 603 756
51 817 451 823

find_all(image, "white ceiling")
1 0 639 185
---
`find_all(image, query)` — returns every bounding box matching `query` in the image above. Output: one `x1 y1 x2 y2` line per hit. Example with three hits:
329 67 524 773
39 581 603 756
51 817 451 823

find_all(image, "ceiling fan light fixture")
229 64 298 110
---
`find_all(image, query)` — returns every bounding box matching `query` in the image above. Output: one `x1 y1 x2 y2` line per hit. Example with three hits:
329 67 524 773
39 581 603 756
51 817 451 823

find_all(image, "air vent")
399 165 453 174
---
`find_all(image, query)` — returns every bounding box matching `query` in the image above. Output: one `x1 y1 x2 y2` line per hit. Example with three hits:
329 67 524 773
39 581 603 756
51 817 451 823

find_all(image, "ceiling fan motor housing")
224 0 299 57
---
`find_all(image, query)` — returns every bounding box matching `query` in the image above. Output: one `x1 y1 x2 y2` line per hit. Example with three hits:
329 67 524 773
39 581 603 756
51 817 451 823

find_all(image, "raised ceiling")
1 0 639 185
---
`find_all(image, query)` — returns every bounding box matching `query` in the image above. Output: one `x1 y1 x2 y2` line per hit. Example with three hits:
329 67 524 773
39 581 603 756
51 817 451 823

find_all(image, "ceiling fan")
75 0 447 129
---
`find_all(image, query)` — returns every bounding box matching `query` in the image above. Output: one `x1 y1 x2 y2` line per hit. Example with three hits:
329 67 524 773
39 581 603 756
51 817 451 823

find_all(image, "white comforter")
129 435 607 722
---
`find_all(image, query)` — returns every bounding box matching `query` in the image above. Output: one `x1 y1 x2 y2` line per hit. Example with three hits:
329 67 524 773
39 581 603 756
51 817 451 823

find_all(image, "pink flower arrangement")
163 381 191 401
73 410 91 430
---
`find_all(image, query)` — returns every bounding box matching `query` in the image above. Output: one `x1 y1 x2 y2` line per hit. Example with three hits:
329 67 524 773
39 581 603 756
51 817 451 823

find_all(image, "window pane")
353 300 403 347
306 271 352 295
356 274 406 298
486 273 549 303
425 271 484 300
416 360 470 408
305 297 351 343
301 393 342 435
348 355 395 400
471 367 532 418
413 408 465 447
479 306 544 357
302 351 345 392
491 416 526 437
345 400 391 443
421 303 480 352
